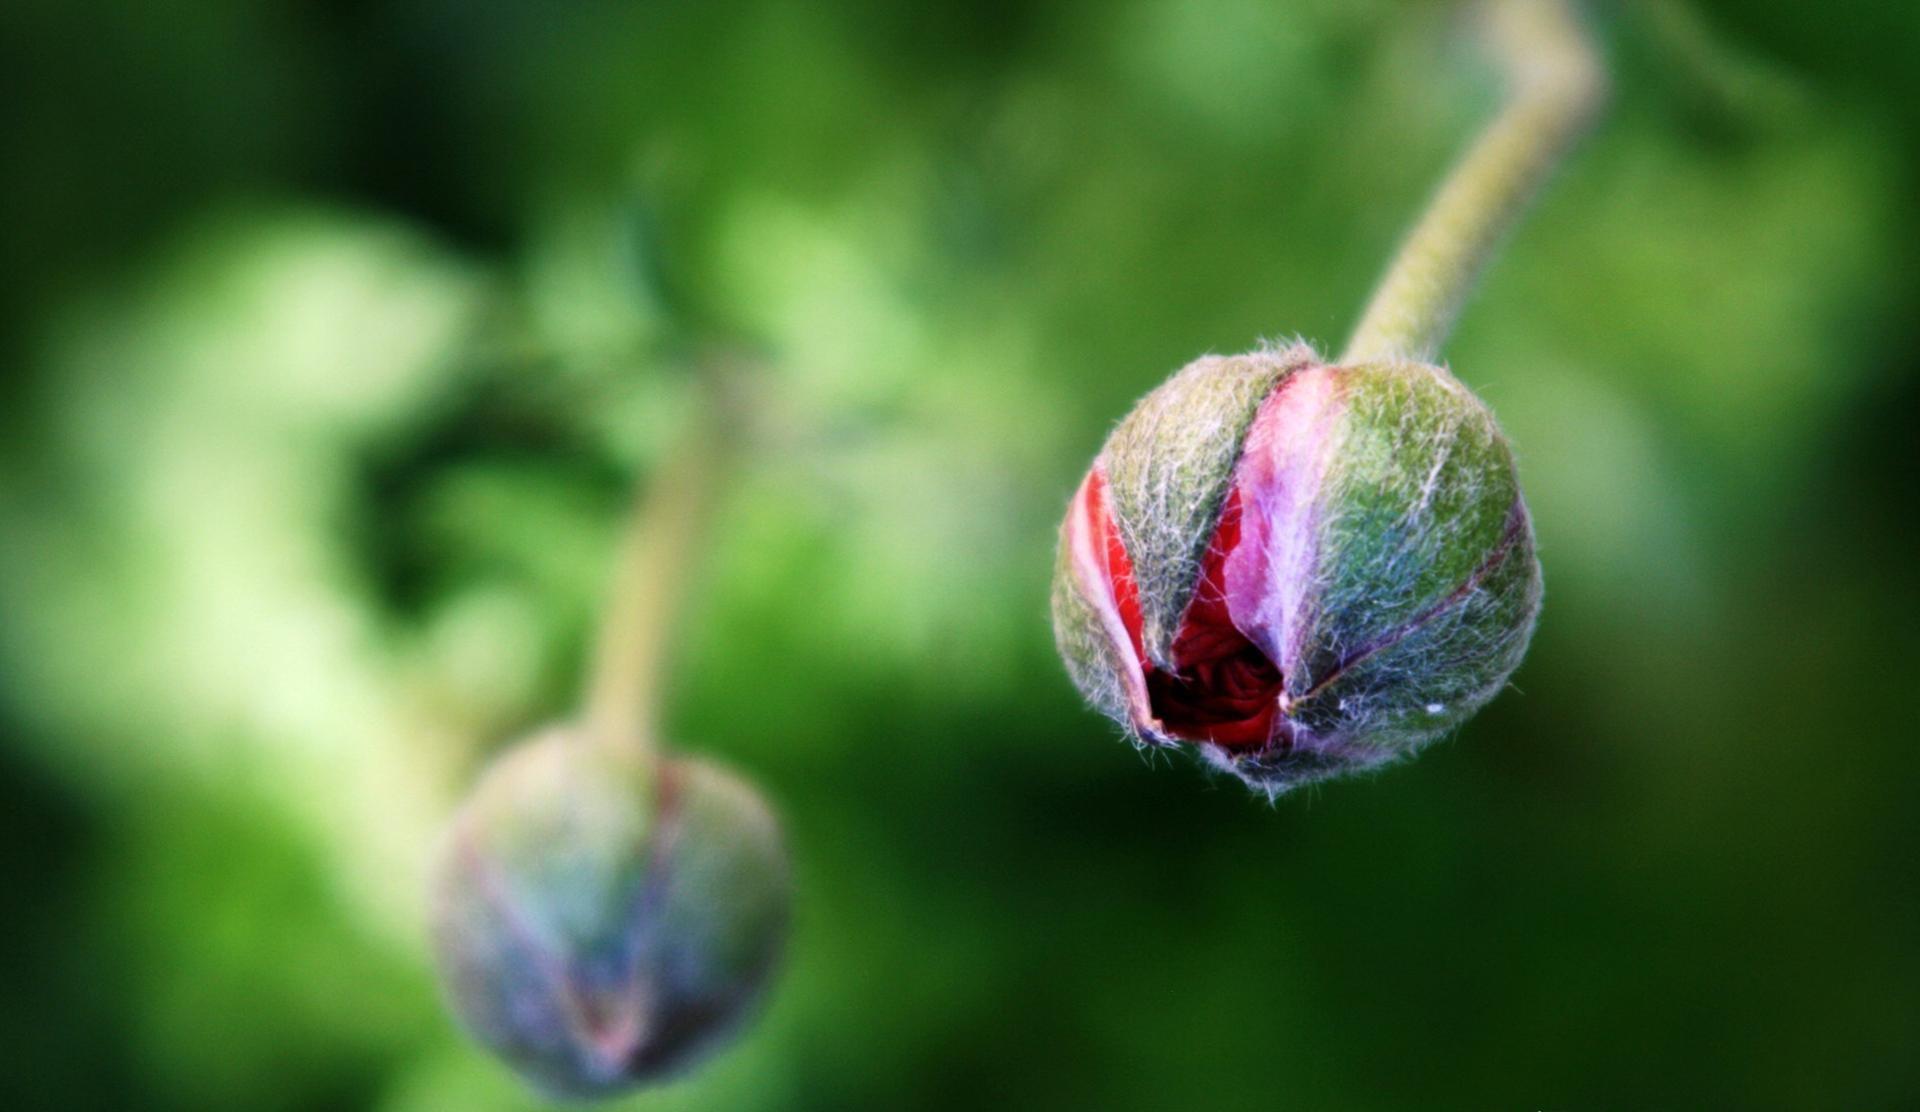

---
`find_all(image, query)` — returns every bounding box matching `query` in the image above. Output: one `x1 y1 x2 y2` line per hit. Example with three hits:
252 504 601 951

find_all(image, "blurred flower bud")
430 728 790 1098
1052 344 1541 796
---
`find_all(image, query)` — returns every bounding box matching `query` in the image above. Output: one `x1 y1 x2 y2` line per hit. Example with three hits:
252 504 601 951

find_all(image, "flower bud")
430 728 790 1098
1052 344 1541 796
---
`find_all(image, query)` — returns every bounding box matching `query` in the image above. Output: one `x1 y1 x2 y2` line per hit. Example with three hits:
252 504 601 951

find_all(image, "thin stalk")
1342 0 1606 365
583 369 737 755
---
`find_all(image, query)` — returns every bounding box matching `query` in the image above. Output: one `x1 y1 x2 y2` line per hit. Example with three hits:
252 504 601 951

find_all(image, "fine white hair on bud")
1053 344 1541 796
429 727 790 1098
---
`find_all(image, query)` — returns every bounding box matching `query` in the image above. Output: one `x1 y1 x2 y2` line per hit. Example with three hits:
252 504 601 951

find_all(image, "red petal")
1084 470 1145 662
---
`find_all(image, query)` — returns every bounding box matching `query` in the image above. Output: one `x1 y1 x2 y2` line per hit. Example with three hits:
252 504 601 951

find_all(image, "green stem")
1342 0 1606 365
583 365 739 755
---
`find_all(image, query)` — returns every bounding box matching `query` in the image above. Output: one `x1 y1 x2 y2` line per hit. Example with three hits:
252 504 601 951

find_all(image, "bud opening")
1084 475 1287 749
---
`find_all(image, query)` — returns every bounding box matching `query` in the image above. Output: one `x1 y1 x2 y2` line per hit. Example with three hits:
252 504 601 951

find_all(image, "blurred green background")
3 0 1917 1108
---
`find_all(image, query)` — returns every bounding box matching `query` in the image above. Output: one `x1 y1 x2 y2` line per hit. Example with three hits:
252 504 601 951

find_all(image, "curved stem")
1342 0 1606 365
583 365 738 755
